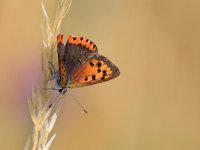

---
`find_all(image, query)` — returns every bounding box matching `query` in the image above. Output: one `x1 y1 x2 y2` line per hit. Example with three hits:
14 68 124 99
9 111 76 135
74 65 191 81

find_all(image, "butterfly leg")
48 61 58 80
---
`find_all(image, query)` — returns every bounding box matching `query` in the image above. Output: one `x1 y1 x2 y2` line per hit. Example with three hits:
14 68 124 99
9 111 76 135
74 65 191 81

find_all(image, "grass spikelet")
25 0 72 149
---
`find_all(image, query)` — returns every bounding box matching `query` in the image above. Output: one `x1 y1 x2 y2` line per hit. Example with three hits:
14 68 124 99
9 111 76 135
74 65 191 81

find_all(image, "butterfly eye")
59 88 68 95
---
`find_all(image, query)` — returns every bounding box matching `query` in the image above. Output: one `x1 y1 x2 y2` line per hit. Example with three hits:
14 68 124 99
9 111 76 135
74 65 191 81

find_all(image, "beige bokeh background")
1 0 200 149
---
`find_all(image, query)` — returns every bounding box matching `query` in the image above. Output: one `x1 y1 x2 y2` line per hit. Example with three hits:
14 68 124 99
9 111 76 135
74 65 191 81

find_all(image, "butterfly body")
56 34 120 94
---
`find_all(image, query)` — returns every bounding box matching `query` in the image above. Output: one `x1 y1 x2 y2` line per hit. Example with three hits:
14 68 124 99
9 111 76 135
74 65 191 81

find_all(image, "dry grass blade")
44 133 56 150
26 0 72 150
53 0 72 35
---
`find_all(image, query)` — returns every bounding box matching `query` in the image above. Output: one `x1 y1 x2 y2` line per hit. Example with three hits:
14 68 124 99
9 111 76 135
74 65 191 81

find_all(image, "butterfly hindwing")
57 35 68 88
69 54 120 88
58 62 67 88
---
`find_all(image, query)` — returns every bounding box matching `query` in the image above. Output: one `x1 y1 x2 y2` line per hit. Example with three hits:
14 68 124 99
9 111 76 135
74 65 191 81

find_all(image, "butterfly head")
59 88 68 95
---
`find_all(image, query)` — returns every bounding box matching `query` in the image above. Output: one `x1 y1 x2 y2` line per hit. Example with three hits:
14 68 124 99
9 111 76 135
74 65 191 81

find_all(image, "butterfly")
54 34 120 94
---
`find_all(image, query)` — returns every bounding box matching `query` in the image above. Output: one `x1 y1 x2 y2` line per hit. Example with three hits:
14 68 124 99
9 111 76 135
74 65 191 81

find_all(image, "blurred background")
1 0 200 149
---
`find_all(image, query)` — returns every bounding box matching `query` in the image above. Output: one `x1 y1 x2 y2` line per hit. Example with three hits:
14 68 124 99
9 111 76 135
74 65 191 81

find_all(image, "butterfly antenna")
68 91 88 114
43 87 61 108
49 93 61 108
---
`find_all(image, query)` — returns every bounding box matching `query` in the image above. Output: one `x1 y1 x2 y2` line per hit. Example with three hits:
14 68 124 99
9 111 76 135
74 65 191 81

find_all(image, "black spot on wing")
103 70 107 76
92 75 96 80
96 62 101 68
89 61 94 67
97 68 101 73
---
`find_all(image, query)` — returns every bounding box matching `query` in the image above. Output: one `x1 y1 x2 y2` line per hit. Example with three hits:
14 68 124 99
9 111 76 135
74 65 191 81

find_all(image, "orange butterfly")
55 34 120 94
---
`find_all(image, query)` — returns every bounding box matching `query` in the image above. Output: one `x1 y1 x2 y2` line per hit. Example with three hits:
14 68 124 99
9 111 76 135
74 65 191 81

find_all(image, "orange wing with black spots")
67 35 98 52
64 35 99 76
69 54 120 88
57 34 99 88
56 34 120 92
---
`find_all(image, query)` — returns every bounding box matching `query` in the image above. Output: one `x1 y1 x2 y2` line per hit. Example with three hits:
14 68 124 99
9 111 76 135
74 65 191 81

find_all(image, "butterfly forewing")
65 35 98 76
